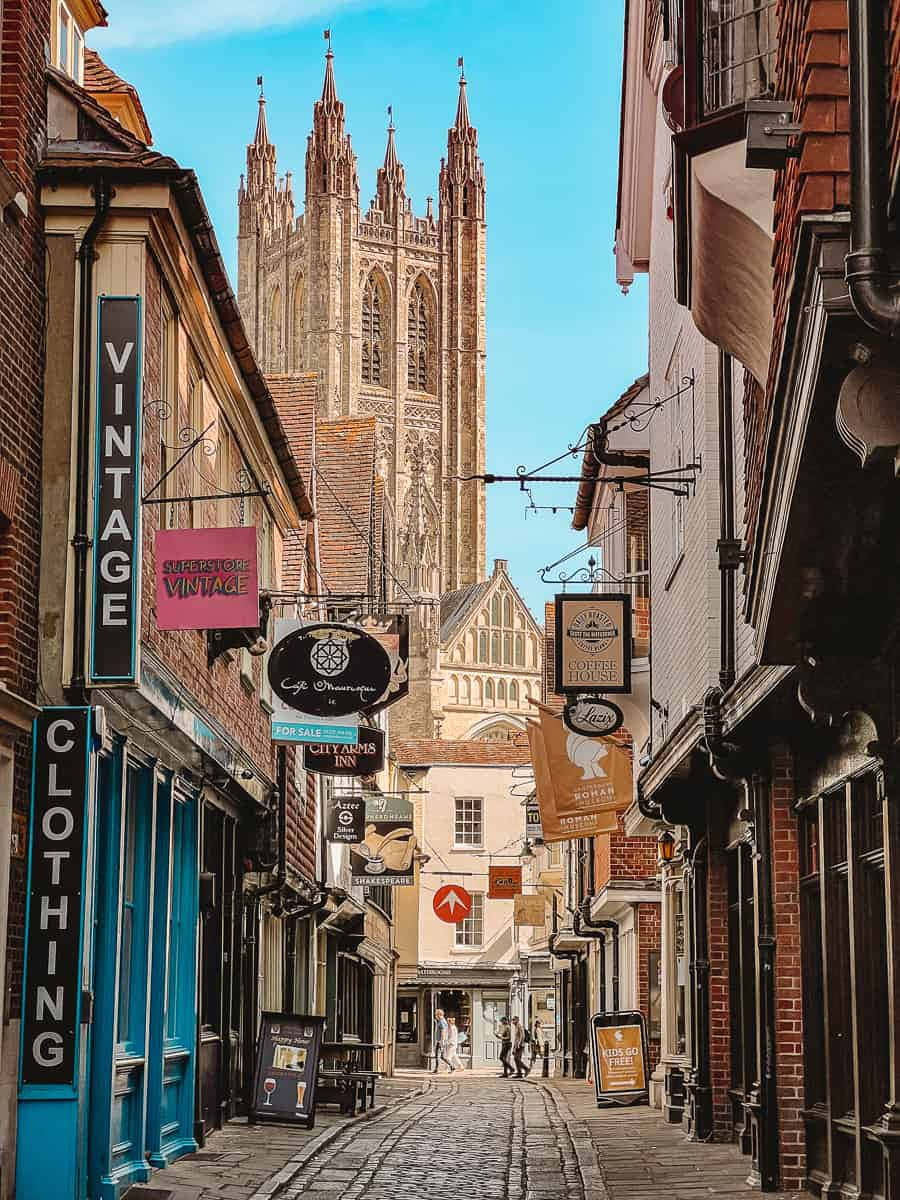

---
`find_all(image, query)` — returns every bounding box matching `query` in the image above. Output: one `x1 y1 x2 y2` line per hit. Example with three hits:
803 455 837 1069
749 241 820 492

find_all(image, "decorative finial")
257 74 264 98
457 55 464 80
387 103 393 128
323 27 332 52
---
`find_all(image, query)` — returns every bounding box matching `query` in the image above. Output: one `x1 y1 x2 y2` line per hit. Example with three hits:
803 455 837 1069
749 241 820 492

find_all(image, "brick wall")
745 0 850 563
769 745 806 1191
637 901 662 1072
707 845 733 1140
0 0 50 1018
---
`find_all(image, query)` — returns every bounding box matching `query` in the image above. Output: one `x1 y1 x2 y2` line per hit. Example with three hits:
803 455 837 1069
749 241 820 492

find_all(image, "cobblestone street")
127 1074 813 1200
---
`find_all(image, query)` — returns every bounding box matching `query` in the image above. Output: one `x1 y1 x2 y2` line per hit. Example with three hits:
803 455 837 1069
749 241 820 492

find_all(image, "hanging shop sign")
433 884 473 923
488 865 523 899
304 728 385 777
155 526 258 630
526 720 620 844
20 708 93 1087
268 622 392 718
563 697 625 737
513 892 547 927
325 794 366 844
539 704 632 816
356 613 409 713
590 1011 649 1107
350 792 418 886
250 1012 326 1129
555 593 631 695
525 797 543 841
91 296 141 683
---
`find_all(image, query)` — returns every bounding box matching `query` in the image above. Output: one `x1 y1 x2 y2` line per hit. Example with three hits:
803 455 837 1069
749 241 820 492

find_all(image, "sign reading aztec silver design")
21 708 92 1086
268 623 392 718
563 697 625 737
555 593 631 695
91 296 141 682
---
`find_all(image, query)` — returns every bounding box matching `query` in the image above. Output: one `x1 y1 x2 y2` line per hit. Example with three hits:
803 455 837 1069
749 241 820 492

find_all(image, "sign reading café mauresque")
555 593 632 695
91 296 141 682
268 622 393 718
156 526 259 630
590 1011 649 1107
305 728 385 777
21 708 92 1086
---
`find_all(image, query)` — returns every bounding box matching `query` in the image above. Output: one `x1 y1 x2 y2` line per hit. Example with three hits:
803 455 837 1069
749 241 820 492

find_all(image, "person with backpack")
511 1015 531 1078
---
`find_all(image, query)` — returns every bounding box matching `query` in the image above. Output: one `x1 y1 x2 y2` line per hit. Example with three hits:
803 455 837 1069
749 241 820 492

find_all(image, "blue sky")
91 0 648 620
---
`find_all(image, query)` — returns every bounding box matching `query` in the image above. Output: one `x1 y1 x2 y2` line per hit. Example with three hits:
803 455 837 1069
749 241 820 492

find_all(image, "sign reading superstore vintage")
92 297 141 683
156 526 259 630
555 593 631 695
21 708 92 1086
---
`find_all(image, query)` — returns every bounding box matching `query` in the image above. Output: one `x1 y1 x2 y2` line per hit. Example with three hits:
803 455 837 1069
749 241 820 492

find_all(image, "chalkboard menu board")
250 1012 326 1128
589 1010 649 1108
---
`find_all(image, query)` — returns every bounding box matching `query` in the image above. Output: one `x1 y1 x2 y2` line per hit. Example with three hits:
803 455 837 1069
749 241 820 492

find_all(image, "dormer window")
55 2 85 84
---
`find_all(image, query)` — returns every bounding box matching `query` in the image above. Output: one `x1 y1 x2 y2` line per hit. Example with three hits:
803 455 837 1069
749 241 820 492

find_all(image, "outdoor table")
321 1041 384 1071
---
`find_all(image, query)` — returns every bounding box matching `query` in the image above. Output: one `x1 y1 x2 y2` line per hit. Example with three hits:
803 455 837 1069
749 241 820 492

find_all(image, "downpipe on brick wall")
845 0 900 336
574 903 620 1013
68 175 112 704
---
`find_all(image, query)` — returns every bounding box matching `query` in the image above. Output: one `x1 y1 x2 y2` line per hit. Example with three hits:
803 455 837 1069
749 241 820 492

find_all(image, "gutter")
67 175 112 704
845 0 900 337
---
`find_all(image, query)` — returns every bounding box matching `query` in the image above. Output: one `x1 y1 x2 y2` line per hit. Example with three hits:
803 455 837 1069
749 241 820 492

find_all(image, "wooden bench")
316 1069 381 1115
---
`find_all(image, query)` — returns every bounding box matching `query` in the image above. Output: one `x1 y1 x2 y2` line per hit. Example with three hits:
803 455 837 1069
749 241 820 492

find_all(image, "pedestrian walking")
495 1015 513 1077
511 1016 530 1078
432 1007 453 1073
532 1018 545 1069
447 1017 465 1071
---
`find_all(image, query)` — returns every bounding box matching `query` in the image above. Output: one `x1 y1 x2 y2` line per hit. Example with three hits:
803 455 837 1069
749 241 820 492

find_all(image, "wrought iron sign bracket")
207 592 273 668
141 412 270 508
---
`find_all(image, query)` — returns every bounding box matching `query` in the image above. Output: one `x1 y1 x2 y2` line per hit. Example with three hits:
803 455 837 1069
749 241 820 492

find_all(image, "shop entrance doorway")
436 989 472 1062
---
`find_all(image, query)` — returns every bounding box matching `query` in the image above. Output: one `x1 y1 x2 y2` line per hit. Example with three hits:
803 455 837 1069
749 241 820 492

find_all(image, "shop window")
338 954 373 1041
455 893 484 948
454 796 483 848
117 770 137 1045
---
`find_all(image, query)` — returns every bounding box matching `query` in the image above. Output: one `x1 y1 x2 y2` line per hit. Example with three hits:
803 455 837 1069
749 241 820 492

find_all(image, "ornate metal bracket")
207 593 273 668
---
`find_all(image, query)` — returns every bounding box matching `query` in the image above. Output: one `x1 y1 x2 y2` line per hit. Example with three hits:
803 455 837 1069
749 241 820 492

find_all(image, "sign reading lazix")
555 593 631 695
21 708 93 1086
92 296 141 683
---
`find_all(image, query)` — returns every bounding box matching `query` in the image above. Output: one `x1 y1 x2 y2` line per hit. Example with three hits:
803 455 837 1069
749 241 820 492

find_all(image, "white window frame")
453 796 483 849
454 892 484 948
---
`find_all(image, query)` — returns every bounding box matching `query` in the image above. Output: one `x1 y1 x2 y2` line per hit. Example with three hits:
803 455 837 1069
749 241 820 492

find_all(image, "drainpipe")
576 903 620 1013
68 176 113 704
637 777 663 821
845 0 900 337
716 350 739 692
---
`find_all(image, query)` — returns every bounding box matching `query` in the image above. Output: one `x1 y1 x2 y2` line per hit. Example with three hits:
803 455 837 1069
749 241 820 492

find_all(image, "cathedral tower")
236 48 487 601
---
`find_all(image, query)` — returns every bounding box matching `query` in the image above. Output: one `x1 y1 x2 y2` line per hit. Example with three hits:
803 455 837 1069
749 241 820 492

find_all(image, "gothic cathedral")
236 49 487 602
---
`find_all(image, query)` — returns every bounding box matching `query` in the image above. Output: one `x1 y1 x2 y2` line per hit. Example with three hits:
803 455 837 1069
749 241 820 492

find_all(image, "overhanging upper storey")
615 0 657 292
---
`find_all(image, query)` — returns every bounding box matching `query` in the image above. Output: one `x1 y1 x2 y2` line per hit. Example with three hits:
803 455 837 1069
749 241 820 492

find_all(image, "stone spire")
440 64 485 221
306 45 358 198
454 73 471 133
321 48 339 113
239 79 278 234
254 90 270 147
376 109 406 224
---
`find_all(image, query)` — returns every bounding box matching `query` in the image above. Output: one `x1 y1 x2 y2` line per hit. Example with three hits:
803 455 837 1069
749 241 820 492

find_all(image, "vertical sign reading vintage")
21 709 92 1086
91 296 141 682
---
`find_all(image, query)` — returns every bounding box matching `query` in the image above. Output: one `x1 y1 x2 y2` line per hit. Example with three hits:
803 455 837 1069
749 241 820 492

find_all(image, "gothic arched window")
291 276 304 371
491 632 501 663
268 285 283 370
407 279 434 393
491 595 501 625
515 634 525 666
510 681 519 707
479 631 488 662
498 679 507 705
503 595 513 626
485 678 495 705
362 273 388 386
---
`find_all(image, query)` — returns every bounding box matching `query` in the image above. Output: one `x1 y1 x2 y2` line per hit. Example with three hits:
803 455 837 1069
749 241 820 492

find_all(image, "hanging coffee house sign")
268 623 392 718
555 593 632 695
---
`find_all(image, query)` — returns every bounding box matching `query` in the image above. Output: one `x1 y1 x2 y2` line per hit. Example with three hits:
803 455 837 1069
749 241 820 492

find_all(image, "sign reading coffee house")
555 593 632 695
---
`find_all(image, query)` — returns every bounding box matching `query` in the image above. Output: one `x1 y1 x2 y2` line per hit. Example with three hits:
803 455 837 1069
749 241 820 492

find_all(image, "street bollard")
542 1040 550 1078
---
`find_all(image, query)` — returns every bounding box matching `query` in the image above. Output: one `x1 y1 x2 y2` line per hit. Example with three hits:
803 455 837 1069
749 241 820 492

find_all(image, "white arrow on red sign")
433 884 473 923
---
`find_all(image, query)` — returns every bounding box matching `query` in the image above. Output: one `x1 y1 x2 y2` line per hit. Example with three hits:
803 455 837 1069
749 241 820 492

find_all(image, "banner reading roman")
526 719 620 844
555 593 631 694
538 704 632 817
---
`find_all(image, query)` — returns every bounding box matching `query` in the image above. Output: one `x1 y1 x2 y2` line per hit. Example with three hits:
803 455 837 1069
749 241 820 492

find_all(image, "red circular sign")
432 884 473 924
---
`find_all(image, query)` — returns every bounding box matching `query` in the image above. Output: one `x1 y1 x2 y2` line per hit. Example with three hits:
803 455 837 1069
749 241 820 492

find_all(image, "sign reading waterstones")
21 708 92 1086
91 296 141 682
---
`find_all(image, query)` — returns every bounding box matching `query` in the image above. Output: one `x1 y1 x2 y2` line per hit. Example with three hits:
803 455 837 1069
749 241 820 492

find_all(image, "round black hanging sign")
268 623 392 717
563 697 625 738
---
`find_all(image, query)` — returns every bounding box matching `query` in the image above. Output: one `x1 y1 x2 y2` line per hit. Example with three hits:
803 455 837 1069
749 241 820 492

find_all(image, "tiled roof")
268 374 318 591
391 737 530 767
572 373 649 531
316 417 377 597
439 578 493 643
83 49 153 144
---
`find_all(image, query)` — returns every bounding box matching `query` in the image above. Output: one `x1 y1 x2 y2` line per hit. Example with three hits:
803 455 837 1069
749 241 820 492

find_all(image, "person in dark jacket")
495 1016 513 1077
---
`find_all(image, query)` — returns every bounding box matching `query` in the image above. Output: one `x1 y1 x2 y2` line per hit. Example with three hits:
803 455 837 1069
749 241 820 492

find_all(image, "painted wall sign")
268 623 392 718
304 728 385 777
555 593 632 694
488 866 523 899
91 296 141 683
513 892 547 927
20 708 92 1087
590 1011 649 1107
325 794 366 843
350 793 417 886
356 614 409 713
563 697 625 737
155 526 259 630
250 1012 326 1129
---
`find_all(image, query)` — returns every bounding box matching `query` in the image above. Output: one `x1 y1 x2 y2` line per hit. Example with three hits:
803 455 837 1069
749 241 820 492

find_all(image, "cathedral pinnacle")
321 35 339 113
455 57 471 133
254 77 270 148
382 106 401 179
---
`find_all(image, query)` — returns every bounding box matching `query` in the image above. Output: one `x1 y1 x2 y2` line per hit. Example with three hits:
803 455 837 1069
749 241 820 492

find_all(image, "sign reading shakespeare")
590 1011 649 1107
268 623 392 718
21 708 92 1086
156 526 259 630
304 728 385 777
488 865 522 899
92 296 141 682
555 593 632 695
350 793 418 886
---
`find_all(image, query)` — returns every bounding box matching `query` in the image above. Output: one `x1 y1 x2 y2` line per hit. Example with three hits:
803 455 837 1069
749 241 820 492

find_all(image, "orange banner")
538 705 632 816
526 720 620 843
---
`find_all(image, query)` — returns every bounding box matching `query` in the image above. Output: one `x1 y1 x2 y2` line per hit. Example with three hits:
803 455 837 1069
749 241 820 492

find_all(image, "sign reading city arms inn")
20 708 93 1086
555 593 632 695
268 623 393 718
155 526 259 630
91 297 141 683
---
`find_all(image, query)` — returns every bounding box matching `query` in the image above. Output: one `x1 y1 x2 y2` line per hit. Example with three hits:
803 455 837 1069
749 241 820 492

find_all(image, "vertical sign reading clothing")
91 296 141 682
21 708 92 1086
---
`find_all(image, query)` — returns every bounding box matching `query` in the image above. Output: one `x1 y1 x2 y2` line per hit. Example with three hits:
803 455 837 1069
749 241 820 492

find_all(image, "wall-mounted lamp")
658 830 677 864
519 840 536 862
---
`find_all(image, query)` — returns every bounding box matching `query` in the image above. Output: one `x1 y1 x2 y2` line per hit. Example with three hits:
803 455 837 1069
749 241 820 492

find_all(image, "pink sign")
156 526 259 631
